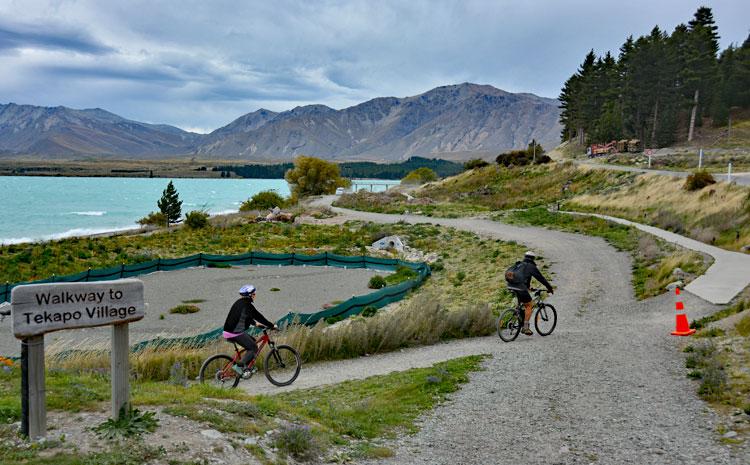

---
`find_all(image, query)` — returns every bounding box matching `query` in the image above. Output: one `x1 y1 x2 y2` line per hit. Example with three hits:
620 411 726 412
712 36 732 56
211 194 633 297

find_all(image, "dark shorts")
511 288 532 304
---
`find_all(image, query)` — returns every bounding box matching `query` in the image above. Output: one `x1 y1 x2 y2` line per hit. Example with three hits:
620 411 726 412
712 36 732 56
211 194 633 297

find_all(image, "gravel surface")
284 200 749 464
0 264 386 357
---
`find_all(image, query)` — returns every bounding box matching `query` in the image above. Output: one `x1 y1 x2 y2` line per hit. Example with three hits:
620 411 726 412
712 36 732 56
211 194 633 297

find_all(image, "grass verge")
0 355 486 464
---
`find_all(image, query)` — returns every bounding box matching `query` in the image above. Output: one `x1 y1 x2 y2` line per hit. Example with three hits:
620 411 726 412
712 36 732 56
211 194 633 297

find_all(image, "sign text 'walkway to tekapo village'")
11 279 145 439
13 280 144 337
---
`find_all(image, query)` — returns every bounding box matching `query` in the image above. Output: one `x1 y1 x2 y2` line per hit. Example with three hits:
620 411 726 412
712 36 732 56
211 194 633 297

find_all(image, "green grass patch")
691 300 747 330
169 304 200 314
181 299 206 304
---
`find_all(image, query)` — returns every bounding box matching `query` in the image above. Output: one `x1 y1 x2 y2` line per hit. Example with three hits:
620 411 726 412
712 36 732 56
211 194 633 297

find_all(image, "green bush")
362 306 378 317
684 170 716 191
169 305 200 314
368 275 387 289
402 167 438 184
184 210 209 229
93 406 159 440
464 159 490 170
137 211 166 227
272 424 320 461
240 190 287 212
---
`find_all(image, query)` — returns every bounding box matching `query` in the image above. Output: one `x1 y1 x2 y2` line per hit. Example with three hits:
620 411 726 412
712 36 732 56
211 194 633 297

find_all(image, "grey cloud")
0 20 113 55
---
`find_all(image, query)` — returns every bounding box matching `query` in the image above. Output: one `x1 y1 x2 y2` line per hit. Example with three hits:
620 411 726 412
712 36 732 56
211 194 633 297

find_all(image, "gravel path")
267 200 748 464
0 265 386 357
574 159 750 186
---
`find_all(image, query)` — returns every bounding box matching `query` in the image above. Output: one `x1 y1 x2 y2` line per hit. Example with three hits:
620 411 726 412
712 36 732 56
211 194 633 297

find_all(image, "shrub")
361 306 378 317
684 170 716 191
368 275 387 289
464 159 490 170
169 305 200 314
272 424 320 461
285 155 350 198
184 210 209 229
240 190 287 212
402 167 438 185
137 211 166 227
93 406 159 440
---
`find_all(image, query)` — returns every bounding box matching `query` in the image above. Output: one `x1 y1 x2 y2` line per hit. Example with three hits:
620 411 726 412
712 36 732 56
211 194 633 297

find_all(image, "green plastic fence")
2 252 430 354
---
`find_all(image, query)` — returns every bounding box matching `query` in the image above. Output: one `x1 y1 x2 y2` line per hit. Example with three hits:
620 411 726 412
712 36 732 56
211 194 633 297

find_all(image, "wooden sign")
11 279 144 338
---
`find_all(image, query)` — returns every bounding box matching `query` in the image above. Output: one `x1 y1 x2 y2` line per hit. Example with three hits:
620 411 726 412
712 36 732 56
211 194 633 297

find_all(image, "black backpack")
504 261 526 285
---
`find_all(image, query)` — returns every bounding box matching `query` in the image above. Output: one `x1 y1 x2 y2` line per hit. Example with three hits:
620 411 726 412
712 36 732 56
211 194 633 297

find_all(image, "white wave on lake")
70 211 107 216
0 225 138 245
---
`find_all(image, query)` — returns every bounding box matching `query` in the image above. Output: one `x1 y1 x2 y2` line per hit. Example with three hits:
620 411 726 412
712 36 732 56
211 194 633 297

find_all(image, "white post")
648 155 652 168
728 163 732 183
111 323 130 419
698 149 703 169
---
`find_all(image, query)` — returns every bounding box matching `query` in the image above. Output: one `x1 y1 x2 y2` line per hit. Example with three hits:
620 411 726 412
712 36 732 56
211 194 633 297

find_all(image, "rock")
672 267 687 278
723 431 738 439
200 429 224 439
372 235 405 252
741 245 750 254
665 281 684 291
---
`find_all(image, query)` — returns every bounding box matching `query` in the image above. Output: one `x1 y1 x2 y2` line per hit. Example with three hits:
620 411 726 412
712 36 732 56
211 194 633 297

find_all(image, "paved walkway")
563 211 750 305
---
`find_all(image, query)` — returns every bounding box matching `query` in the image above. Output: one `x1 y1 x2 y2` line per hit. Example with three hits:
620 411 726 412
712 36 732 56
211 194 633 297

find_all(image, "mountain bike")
497 288 557 342
198 328 301 389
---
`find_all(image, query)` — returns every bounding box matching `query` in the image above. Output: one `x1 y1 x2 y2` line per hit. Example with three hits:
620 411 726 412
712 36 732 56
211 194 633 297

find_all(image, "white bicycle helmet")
524 250 537 259
239 284 257 296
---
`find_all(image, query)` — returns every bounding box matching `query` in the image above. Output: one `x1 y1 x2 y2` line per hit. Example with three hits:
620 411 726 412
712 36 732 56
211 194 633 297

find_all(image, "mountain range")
0 83 561 162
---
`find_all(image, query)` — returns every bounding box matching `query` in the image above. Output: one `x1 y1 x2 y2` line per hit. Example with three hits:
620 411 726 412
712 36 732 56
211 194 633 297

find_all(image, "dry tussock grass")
48 292 494 381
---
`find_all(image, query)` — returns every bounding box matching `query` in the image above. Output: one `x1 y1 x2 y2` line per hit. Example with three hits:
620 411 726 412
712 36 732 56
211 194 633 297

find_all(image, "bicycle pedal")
241 367 258 379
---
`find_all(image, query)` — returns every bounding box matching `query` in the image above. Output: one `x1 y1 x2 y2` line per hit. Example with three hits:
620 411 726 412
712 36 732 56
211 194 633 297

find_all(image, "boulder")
372 235 405 252
665 281 684 291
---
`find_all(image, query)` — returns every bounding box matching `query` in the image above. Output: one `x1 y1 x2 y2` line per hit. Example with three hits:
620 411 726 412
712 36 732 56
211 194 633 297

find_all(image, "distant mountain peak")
0 83 561 161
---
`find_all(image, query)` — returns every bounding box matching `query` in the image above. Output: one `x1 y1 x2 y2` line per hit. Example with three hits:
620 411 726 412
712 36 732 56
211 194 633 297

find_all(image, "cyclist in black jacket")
509 251 553 336
222 284 278 375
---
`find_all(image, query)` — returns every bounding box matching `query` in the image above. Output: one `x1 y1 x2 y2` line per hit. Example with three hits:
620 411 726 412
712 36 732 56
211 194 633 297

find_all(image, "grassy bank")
334 163 637 217
498 208 709 299
0 355 486 464
567 173 750 251
681 297 750 441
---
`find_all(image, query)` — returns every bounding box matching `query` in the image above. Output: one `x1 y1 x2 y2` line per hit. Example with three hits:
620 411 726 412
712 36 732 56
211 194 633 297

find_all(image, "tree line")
216 156 463 180
559 6 750 148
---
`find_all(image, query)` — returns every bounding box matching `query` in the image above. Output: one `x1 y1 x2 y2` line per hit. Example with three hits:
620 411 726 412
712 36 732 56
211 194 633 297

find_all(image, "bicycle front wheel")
497 308 521 342
534 303 557 336
264 345 301 387
199 354 240 389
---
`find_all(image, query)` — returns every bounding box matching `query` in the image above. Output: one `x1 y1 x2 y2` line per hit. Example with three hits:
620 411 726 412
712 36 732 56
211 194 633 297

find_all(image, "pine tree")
157 180 182 226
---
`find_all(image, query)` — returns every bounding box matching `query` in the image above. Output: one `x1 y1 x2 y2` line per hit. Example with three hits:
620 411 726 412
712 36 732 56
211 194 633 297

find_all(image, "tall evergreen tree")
157 180 183 226
683 7 720 139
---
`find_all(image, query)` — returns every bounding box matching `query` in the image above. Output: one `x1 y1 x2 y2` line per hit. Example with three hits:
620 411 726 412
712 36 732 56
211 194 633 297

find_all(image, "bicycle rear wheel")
199 354 240 389
497 308 521 342
264 345 301 386
534 303 557 336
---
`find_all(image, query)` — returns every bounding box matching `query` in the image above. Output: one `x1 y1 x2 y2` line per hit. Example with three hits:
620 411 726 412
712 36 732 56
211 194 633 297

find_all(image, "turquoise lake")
0 176 398 244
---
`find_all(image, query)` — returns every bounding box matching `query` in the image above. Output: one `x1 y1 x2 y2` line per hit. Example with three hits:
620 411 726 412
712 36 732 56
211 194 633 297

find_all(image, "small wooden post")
111 323 129 418
22 335 46 439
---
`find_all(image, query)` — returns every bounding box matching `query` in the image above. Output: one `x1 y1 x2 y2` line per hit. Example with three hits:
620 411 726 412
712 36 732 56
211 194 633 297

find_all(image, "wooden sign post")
11 279 144 439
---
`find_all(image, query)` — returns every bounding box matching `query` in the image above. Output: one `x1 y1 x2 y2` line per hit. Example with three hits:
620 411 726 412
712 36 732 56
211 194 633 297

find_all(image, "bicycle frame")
223 330 274 375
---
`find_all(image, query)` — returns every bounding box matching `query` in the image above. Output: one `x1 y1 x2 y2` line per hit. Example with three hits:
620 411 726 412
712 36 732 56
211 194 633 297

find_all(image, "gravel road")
278 200 748 464
0 264 385 357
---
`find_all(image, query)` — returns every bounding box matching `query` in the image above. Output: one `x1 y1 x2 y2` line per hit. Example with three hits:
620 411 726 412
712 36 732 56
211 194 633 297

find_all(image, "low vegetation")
239 190 287 212
168 304 200 314
402 167 438 184
684 170 716 191
183 210 209 229
0 355 485 464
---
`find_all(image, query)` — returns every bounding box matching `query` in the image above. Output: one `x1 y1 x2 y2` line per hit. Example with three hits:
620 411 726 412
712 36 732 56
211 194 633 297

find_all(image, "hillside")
195 83 561 161
0 83 561 161
0 103 200 158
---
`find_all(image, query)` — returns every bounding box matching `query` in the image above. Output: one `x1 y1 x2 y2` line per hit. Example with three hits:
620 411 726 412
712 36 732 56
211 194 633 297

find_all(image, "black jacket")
223 297 275 333
520 258 553 292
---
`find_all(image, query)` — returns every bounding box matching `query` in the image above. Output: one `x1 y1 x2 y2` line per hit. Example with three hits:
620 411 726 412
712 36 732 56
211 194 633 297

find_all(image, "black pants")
229 333 257 367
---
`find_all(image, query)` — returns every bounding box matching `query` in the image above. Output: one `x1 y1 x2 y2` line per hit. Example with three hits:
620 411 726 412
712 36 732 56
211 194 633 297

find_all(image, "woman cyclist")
222 284 278 375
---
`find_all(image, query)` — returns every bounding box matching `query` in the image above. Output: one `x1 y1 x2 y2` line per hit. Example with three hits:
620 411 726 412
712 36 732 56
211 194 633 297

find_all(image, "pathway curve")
561 211 750 304
242 200 748 464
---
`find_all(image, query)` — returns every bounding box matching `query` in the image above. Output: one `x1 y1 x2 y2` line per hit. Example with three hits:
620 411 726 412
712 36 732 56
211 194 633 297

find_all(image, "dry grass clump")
48 292 493 382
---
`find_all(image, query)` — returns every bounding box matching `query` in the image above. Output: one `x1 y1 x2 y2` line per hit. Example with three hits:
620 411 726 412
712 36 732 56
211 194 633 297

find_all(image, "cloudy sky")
1 0 747 133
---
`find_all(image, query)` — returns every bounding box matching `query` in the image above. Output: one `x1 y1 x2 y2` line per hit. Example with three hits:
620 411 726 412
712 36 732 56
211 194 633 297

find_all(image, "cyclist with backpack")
222 284 278 375
504 251 554 335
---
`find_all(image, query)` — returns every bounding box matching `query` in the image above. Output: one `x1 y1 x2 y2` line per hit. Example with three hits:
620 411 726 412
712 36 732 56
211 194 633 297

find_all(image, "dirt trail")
265 201 748 464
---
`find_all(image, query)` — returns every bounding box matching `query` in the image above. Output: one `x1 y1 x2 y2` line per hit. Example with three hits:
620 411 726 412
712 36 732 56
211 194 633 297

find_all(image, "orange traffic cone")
671 287 695 336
